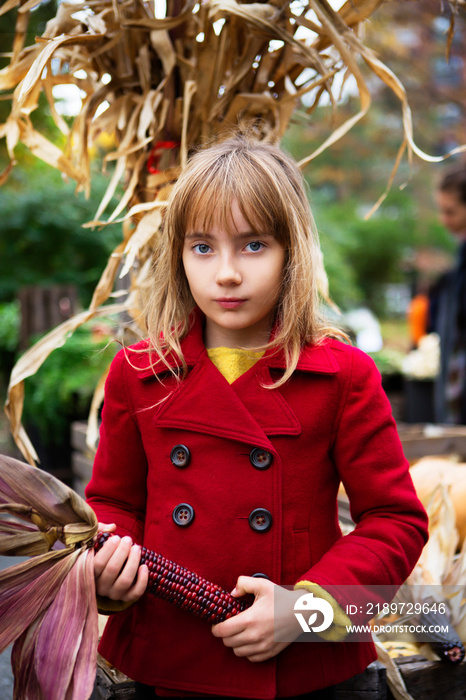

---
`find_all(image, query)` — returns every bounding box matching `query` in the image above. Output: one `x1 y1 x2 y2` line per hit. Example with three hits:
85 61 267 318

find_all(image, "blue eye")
245 241 264 252
193 243 211 254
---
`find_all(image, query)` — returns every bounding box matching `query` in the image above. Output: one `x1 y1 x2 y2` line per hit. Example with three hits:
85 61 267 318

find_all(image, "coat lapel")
135 310 341 444
154 352 277 449
231 364 301 437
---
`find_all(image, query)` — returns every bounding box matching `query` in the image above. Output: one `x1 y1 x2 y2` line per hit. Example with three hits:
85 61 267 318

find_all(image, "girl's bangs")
183 180 239 236
181 164 290 246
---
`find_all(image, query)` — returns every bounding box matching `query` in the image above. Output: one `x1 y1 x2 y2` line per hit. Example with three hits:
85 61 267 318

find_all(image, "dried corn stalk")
0 453 99 700
372 484 466 698
392 484 466 616
375 485 466 661
1 0 466 464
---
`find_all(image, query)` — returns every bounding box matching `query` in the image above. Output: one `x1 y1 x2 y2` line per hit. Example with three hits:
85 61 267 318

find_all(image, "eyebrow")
185 231 274 240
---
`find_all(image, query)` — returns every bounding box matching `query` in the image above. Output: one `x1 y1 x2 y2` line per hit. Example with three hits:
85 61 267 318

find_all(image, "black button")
248 508 273 532
172 503 195 526
252 572 270 580
249 448 273 470
170 444 191 468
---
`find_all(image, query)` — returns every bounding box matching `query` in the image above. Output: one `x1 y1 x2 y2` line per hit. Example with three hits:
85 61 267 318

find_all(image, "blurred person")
429 163 466 423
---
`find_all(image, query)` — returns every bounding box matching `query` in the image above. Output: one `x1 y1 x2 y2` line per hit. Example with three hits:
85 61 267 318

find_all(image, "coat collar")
128 311 340 445
133 309 340 379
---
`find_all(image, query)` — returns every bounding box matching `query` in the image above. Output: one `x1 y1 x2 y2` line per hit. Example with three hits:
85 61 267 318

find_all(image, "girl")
86 136 428 699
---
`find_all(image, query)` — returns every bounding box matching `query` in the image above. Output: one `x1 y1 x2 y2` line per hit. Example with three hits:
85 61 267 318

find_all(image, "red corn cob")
94 532 252 623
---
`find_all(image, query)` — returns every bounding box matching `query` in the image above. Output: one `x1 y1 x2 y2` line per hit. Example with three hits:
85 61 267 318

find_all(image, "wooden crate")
18 284 78 350
395 654 466 700
91 659 388 699
71 421 94 499
335 661 387 699
397 423 466 462
91 656 466 700
90 656 136 699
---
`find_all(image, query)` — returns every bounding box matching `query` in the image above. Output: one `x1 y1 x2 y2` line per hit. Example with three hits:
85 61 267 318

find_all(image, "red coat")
86 313 428 698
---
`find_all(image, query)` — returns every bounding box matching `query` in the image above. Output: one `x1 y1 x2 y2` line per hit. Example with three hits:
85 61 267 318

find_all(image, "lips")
215 298 247 309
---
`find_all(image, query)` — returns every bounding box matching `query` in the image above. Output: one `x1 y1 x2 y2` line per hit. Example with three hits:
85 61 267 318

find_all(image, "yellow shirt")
207 346 264 384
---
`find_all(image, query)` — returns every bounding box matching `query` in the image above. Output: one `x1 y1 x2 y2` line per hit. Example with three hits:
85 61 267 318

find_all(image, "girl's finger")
122 563 149 603
232 643 259 658
94 535 122 577
212 614 248 639
97 522 117 534
242 652 271 663
108 543 143 600
216 630 249 648
96 536 134 588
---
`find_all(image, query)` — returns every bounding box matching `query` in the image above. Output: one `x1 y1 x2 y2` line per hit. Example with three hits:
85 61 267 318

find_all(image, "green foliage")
0 164 122 305
23 324 117 445
311 188 418 314
368 348 404 376
283 111 456 317
0 300 20 380
0 301 19 353
1 2 122 308
337 196 414 315
314 202 363 310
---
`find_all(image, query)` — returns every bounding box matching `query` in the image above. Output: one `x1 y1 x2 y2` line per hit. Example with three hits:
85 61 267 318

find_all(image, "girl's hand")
97 522 116 535
211 576 304 662
94 523 149 603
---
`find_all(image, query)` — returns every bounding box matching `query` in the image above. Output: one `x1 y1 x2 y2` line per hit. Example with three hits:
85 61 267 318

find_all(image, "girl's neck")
204 316 273 349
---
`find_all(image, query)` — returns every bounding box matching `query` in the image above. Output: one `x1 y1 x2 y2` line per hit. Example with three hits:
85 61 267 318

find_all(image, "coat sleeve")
295 346 429 618
85 348 148 544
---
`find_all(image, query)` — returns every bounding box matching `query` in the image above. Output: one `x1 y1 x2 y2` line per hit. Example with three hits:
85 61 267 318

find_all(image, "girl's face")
182 200 286 349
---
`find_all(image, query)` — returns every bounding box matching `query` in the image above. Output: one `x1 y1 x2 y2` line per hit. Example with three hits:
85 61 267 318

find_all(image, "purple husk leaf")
12 610 47 700
0 549 77 652
70 549 99 700
0 519 37 533
0 455 89 527
66 549 99 700
35 549 90 700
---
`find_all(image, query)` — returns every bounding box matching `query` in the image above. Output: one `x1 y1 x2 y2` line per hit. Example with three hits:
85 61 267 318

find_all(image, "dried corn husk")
409 485 458 589
389 485 463 615
372 483 466 695
372 635 416 700
0 453 99 700
1 0 466 465
410 457 466 548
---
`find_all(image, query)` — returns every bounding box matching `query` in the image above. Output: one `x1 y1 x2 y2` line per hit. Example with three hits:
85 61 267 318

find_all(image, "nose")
215 252 242 286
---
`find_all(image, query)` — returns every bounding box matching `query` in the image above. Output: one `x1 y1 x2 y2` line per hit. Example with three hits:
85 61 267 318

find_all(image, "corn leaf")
12 612 47 700
35 549 96 700
0 454 97 537
0 549 78 653
0 455 101 698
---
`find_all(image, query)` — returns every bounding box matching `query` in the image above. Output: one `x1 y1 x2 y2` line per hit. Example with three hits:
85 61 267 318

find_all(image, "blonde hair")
144 135 342 387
